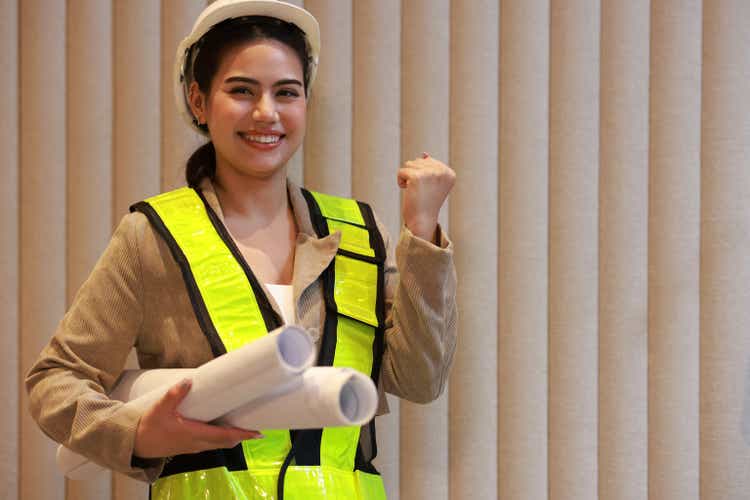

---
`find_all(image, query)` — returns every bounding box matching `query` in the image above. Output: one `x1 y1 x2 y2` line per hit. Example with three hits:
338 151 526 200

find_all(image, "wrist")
405 217 438 242
133 417 157 458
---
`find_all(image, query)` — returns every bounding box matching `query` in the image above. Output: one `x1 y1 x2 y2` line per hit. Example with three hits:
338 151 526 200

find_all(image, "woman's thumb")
160 378 192 413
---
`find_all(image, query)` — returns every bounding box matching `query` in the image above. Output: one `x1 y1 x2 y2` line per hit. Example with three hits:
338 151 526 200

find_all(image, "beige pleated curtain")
3 1 749 499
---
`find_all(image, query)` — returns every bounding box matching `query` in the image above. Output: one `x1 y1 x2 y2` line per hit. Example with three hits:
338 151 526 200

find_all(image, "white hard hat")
174 0 320 135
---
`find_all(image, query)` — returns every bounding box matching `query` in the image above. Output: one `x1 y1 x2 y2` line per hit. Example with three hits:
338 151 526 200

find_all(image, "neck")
213 167 289 221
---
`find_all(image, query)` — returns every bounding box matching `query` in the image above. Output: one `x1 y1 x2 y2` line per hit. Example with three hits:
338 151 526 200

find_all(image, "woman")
27 1 457 498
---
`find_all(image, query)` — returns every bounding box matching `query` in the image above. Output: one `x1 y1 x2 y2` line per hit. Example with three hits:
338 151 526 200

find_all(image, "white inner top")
265 283 295 325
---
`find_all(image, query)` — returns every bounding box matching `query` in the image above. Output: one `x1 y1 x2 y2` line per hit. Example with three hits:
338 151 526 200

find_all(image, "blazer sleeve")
25 212 166 482
376 216 458 405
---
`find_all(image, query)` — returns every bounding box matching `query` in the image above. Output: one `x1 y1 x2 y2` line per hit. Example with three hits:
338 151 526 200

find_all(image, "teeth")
243 134 280 144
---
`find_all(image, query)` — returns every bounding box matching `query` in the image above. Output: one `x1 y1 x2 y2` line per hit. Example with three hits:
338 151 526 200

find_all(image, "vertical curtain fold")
0 0 19 498
599 2 650 500
498 1 550 499
700 1 750 498
448 1 499 499
498 0 550 500
647 2 702 500
113 0 162 220
548 1 600 499
20 2 67 500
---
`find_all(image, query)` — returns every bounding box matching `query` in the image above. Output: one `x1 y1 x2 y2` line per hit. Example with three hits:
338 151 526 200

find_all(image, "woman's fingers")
397 167 417 188
397 159 434 188
157 378 193 414
178 417 263 450
133 378 264 458
398 157 455 184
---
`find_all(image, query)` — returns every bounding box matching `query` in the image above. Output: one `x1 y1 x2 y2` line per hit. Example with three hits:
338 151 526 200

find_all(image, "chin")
217 145 298 181
235 162 288 179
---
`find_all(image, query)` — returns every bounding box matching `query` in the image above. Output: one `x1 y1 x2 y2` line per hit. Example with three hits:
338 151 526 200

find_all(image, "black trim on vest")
357 200 387 463
130 201 227 358
277 432 305 500
358 201 387 264
196 189 283 331
357 200 387 380
301 188 330 238
158 446 248 479
287 429 322 465
318 258 340 367
355 442 380 475
335 248 382 265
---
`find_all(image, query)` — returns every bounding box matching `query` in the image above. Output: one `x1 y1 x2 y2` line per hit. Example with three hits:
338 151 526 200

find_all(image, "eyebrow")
224 76 303 87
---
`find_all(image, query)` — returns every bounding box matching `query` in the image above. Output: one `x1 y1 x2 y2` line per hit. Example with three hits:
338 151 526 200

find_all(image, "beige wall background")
2 0 749 499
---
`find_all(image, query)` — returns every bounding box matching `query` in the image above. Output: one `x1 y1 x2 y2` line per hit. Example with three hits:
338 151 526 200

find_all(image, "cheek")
209 96 247 123
284 104 307 132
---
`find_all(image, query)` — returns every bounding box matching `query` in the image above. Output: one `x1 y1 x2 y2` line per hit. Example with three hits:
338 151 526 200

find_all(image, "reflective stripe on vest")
130 187 386 500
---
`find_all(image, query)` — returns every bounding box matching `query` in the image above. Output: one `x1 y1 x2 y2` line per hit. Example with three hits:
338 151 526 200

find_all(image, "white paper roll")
59 325 315 479
58 325 379 480
220 366 378 430
111 325 315 420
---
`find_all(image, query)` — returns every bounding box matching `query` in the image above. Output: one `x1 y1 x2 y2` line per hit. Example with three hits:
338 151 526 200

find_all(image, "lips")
239 132 281 143
238 131 285 149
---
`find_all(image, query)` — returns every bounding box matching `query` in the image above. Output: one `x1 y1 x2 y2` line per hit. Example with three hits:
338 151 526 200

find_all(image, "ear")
188 82 207 124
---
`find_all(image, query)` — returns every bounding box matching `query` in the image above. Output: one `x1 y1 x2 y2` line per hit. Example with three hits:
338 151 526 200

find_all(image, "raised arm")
379 153 458 403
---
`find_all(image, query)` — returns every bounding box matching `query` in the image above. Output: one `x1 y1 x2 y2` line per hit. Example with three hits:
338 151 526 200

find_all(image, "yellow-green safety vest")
130 187 387 500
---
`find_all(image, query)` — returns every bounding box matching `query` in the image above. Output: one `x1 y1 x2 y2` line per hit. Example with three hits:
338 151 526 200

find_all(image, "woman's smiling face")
191 38 306 181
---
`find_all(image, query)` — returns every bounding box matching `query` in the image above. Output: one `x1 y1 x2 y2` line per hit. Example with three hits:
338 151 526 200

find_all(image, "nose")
252 93 279 123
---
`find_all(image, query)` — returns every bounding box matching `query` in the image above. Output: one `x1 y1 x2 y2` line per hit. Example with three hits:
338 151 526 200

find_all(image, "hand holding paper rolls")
58 325 379 479
130 324 315 458
133 378 263 459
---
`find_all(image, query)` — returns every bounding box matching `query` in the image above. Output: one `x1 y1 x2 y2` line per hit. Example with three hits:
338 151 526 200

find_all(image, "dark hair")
185 16 311 188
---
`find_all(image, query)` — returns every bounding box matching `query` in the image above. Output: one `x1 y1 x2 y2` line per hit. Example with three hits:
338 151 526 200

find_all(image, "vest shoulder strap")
129 187 281 355
297 187 387 472
301 188 386 264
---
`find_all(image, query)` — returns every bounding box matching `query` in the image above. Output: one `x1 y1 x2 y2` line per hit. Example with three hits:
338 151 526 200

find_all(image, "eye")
277 88 301 98
229 87 254 96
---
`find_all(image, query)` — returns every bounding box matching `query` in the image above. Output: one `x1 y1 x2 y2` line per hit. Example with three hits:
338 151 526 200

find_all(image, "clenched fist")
397 153 456 242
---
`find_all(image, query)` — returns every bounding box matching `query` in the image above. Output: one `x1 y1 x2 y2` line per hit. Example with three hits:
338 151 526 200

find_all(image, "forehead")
214 38 304 82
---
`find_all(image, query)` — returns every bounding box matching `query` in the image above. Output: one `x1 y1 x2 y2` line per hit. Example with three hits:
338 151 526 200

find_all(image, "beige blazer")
26 178 458 482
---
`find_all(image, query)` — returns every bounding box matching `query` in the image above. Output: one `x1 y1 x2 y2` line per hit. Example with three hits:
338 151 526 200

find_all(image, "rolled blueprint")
220 366 377 430
59 324 316 479
58 327 378 480
110 324 316 420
